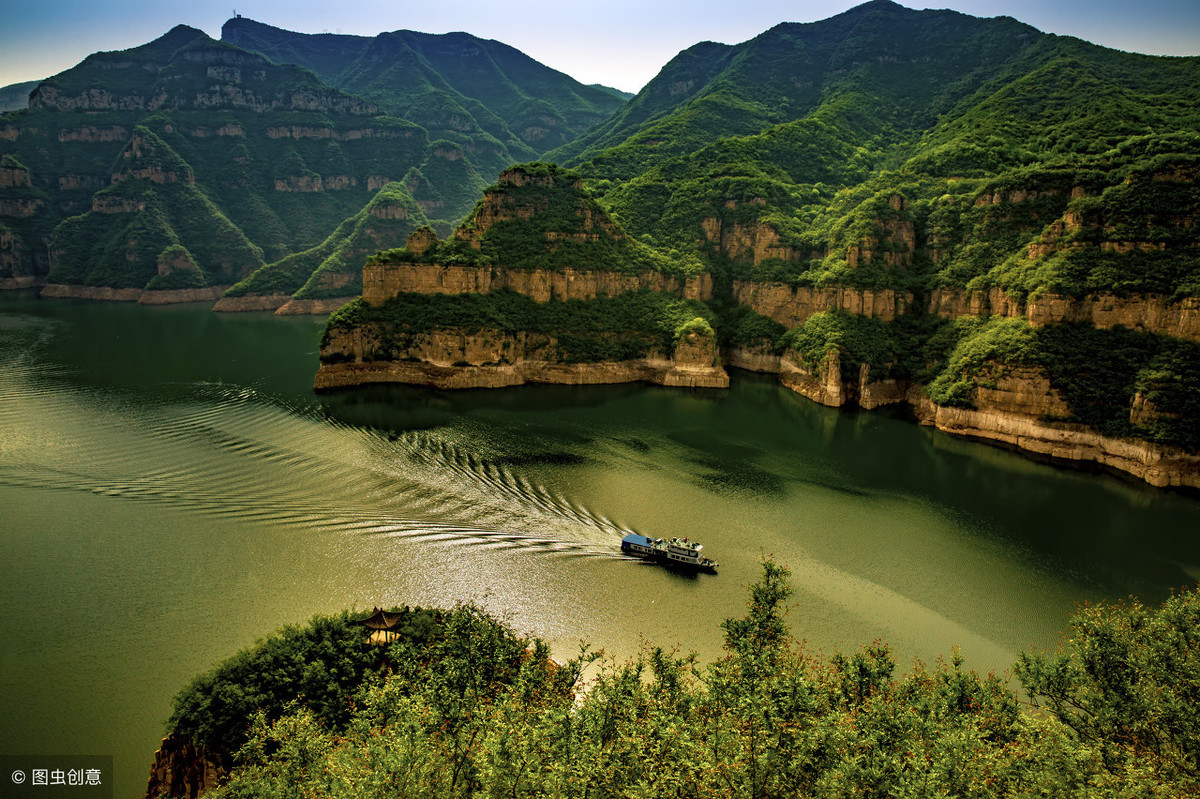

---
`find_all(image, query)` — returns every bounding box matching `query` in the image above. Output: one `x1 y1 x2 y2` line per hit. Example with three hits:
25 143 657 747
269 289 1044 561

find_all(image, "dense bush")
925 317 1038 407
166 605 533 765
782 310 902 378
323 289 716 364
917 316 1200 448
190 561 1200 799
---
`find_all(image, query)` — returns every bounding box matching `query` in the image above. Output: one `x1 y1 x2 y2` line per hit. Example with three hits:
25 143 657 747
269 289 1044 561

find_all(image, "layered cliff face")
144 734 224 799
928 287 1200 343
363 261 713 306
318 168 727 392
733 282 910 328
1 20 628 294
911 373 1200 490
315 324 728 391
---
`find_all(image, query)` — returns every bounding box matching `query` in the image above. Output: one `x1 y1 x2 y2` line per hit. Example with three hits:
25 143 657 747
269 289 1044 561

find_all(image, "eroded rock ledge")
363 262 713 305
315 326 729 392
928 287 1200 343
742 349 1200 490
40 283 230 304
211 293 292 312
733 281 912 328
318 329 1198 489
911 391 1200 490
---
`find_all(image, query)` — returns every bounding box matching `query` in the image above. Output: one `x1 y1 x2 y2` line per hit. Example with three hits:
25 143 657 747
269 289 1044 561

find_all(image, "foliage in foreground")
185 562 1200 799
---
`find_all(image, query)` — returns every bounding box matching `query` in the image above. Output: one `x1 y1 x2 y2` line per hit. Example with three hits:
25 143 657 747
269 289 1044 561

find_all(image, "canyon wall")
733 281 912 328
928 287 1200 343
363 262 713 306
910 372 1200 490
211 293 292 312
315 326 727 392
275 296 356 315
40 284 230 304
720 343 1198 489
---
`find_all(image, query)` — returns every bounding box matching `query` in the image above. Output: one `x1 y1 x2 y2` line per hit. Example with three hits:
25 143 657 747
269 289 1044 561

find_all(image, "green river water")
1 292 1199 797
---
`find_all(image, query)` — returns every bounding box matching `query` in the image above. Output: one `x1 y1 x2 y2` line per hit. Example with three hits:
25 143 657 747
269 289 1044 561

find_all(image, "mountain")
0 20 628 296
552 1 1044 170
315 163 724 392
44 125 265 294
588 84 634 102
551 0 1199 298
221 17 625 171
321 2 1200 488
0 80 40 113
218 180 430 313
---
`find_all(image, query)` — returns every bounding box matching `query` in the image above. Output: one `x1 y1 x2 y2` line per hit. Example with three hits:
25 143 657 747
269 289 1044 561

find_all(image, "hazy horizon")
2 0 1198 96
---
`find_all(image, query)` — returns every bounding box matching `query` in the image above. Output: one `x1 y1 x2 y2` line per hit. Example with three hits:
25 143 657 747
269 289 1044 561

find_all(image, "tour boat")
620 533 718 573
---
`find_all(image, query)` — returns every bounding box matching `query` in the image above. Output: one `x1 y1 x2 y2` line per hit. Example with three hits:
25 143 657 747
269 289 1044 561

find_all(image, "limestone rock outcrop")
733 281 911 328
316 326 727 392
910 374 1200 490
363 262 713 306
928 288 1200 343
143 734 224 799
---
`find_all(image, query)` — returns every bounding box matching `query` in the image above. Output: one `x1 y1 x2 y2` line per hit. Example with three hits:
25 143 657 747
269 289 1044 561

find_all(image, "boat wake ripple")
0 362 632 560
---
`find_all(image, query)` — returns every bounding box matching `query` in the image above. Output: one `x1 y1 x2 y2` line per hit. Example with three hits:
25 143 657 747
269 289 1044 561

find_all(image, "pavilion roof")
355 608 406 631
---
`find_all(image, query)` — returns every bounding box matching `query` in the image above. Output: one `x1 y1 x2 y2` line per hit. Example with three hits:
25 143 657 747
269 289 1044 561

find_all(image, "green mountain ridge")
226 180 430 302
221 17 626 172
0 19 626 293
316 1 1200 486
554 0 1200 304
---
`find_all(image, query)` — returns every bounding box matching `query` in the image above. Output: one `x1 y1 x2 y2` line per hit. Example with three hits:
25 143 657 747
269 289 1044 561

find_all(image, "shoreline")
316 356 1200 492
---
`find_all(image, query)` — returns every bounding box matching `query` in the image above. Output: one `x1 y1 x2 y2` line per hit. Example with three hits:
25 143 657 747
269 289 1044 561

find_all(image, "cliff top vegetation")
367 163 706 276
160 559 1200 798
550 1 1200 301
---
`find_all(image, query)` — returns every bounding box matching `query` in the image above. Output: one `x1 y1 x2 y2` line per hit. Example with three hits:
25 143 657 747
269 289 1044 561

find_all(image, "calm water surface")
2 292 1199 797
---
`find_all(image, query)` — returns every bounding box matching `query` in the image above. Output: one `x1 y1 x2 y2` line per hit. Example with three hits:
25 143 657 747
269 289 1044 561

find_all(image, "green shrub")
199 563 1200 799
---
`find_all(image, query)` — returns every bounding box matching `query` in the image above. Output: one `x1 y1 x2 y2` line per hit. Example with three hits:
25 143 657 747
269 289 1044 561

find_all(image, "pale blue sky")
2 0 1198 93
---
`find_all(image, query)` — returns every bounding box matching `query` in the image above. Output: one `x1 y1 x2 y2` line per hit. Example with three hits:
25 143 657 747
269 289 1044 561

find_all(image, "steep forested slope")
222 17 625 174
324 1 1200 486
552 0 1200 301
0 19 627 296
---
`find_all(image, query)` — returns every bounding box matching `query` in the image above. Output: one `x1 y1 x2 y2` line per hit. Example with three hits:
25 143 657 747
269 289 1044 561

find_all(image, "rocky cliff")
315 326 727 391
776 351 908 411
364 261 713 305
210 293 293 312
275 296 356 314
928 287 1200 343
316 165 727 392
730 344 1200 489
910 373 1200 490
143 734 224 799
733 281 911 328
40 284 230 303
